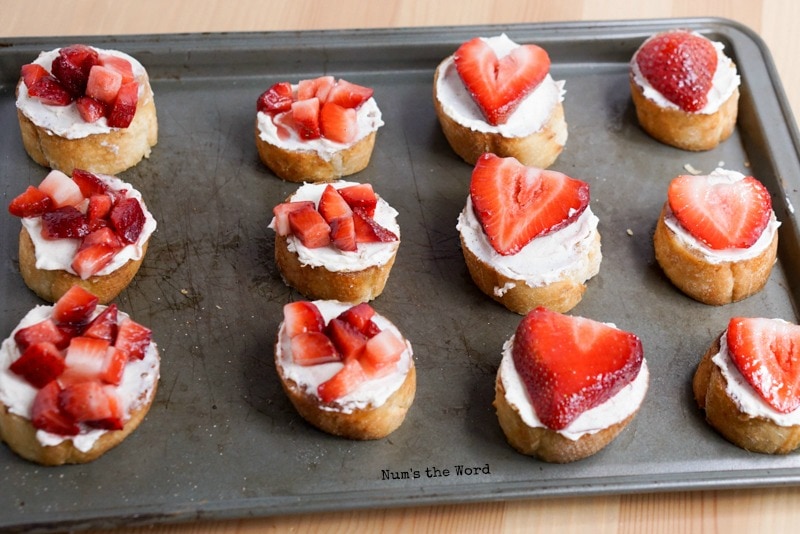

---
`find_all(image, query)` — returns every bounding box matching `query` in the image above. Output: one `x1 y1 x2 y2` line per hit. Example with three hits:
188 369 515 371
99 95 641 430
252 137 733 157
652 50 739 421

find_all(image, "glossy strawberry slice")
470 154 589 255
52 285 99 325
326 79 373 109
359 330 404 378
257 81 294 115
27 75 74 105
72 244 119 279
83 304 118 342
38 169 84 208
62 336 110 380
291 98 321 140
115 317 152 360
51 44 100 97
71 169 109 197
59 380 123 429
282 301 325 338
109 196 145 244
85 65 123 105
107 81 138 128
272 201 316 236
317 185 353 223
336 302 381 336
317 358 367 403
9 342 66 388
8 186 53 218
319 102 357 143
352 208 398 243
635 30 717 112
287 203 331 248
14 319 71 351
75 95 108 123
727 317 800 413
325 318 368 360
297 76 335 102
21 63 49 89
99 54 135 84
339 183 378 217
512 307 643 430
290 331 341 366
454 38 550 125
41 206 90 239
31 381 79 435
329 215 357 252
86 195 113 226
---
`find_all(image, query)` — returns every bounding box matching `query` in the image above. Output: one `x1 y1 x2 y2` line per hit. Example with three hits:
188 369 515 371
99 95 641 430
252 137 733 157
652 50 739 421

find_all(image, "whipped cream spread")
21 173 157 277
16 47 149 139
275 300 414 413
712 324 800 426
663 168 780 264
457 198 601 288
269 181 400 272
0 305 159 451
435 33 565 137
499 335 649 440
256 91 384 162
630 32 740 114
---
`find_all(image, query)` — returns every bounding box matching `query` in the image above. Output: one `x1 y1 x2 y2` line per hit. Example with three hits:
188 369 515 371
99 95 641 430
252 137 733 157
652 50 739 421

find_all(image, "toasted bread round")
653 205 777 305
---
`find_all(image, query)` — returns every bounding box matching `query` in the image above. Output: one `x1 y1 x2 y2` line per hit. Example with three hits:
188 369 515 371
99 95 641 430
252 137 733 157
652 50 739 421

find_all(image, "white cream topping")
499 335 649 440
268 181 400 272
457 199 601 288
256 93 384 161
712 324 800 426
435 33 565 136
20 173 157 277
16 47 150 139
663 168 780 264
630 31 740 114
0 305 159 452
275 300 413 413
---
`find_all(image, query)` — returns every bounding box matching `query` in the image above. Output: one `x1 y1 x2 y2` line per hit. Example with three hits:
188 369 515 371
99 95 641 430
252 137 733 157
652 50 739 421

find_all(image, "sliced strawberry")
38 169 84 208
257 81 294 115
72 244 118 279
86 194 114 224
317 185 353 223
326 79 374 109
100 347 128 386
8 185 53 218
115 317 152 360
63 336 109 380
329 215 357 252
635 30 717 112
359 330 404 378
325 318 368 360
282 301 325 338
107 80 138 128
59 380 123 429
51 44 100 97
272 201 316 237
41 206 90 240
21 63 49 89
287 203 331 248
52 285 99 325
297 76 335 102
83 304 118 342
512 307 643 430
319 102 357 143
14 319 71 352
290 97 321 140
317 358 367 403
667 173 771 250
81 227 122 250
75 95 108 122
454 38 550 125
98 54 135 84
338 183 377 217
85 65 123 105
336 303 380 335
352 208 398 243
9 342 66 388
290 331 341 366
31 381 79 435
71 168 109 197
109 196 145 244
470 154 589 255
727 317 800 413
27 75 74 105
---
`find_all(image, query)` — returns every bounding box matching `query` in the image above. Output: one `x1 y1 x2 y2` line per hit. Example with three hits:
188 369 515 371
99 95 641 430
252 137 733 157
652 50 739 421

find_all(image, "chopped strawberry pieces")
326 79 374 109
27 75 74 106
41 206 90 240
353 208 398 243
317 358 367 403
71 168 109 197
8 186 52 218
115 318 152 360
317 184 353 223
10 342 66 388
297 76 335 102
14 319 71 352
287 203 331 248
291 97 321 140
338 184 377 217
325 318 368 360
319 102 357 144
85 65 123 105
38 169 84 208
83 304 119 342
72 243 119 279
290 332 341 366
51 44 100 97
58 380 123 429
31 381 80 435
52 286 99 325
63 336 110 380
329 215 357 252
21 63 49 89
107 80 138 128
282 301 325 338
109 196 145 244
272 201 315 237
257 81 294 115
336 303 380 335
75 95 108 123
99 54 135 84
360 330 404 378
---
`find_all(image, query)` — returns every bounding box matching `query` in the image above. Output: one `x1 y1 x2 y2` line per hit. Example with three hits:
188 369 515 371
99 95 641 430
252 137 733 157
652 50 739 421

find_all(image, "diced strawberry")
107 81 138 128
667 173 772 250
272 201 316 237
257 81 294 115
81 227 122 250
27 75 74 105
317 358 367 403
115 317 152 360
51 44 100 97
85 65 123 105
14 319 71 352
20 63 49 89
283 301 325 338
329 215 357 252
317 184 353 223
326 79 374 109
297 76 335 102
71 169 108 197
352 208 398 243
512 307 643 430
338 183 378 217
72 243 118 279
9 342 66 388
290 331 341 366
58 380 123 429
336 303 380 336
63 336 109 381
31 381 79 435
325 318 368 360
41 206 90 239
109 196 145 244
319 102 357 143
83 304 118 342
635 30 717 112
454 38 550 125
75 95 108 122
291 97 321 140
287 203 331 248
99 54 135 84
359 330 404 378
52 285 99 325
8 185 53 218
100 346 128 386
86 194 114 223
38 169 84 208
470 154 589 255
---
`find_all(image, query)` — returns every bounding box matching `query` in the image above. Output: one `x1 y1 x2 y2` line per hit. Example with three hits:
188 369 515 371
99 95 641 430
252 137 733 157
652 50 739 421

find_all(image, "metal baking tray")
2 17 800 532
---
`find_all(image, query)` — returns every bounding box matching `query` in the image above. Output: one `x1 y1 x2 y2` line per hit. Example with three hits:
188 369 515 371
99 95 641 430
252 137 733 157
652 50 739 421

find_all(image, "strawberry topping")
282 301 326 338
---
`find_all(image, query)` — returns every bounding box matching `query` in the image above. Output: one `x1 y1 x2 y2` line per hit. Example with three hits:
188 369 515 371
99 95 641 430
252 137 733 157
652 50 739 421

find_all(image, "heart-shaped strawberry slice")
454 37 550 125
470 153 589 256
727 317 800 413
512 307 643 430
667 172 771 250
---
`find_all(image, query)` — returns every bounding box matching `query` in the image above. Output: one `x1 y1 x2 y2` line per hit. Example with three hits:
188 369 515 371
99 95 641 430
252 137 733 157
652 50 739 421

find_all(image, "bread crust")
276 356 416 440
432 63 567 168
629 76 738 151
255 120 377 182
459 230 600 314
693 335 800 454
17 79 158 176
18 226 148 304
494 368 637 463
274 233 396 303
653 205 777 305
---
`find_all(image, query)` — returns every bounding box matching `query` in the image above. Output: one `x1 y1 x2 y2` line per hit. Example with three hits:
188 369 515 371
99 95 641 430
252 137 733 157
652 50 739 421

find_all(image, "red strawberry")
726 317 800 413
470 154 589 255
325 318 368 360
359 330 404 378
72 244 118 279
14 319 71 351
282 301 325 338
109 196 145 244
38 169 84 208
86 194 114 225
31 381 79 435
41 206 90 239
62 336 110 380
81 227 122 250
71 169 109 197
287 203 331 248
52 286 99 325
99 54 135 84
290 331 341 366
668 173 771 250
338 183 377 217
85 65 123 105
27 75 74 105
352 208 398 243
257 81 294 115
317 185 353 223
75 95 108 123
326 79 374 109
115 317 152 360
8 185 53 218
272 201 316 236
291 97 321 140
9 342 66 388
317 358 367 403
297 76 335 102
83 304 119 342
319 102 357 143
21 63 49 88
454 38 550 125
635 30 717 112
329 215 357 252
51 44 100 97
336 303 381 336
512 307 643 430
107 81 138 128
59 380 123 429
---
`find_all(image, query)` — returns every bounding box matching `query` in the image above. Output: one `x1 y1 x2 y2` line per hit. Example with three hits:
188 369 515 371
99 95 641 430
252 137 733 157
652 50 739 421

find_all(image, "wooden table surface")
2 1 800 533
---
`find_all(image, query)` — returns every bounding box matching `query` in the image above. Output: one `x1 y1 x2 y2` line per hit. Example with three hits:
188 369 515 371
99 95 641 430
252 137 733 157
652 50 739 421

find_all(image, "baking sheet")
2 17 800 532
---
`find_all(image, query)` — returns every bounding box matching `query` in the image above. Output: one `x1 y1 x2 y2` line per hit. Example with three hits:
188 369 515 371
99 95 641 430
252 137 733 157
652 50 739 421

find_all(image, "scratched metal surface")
1 18 800 532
